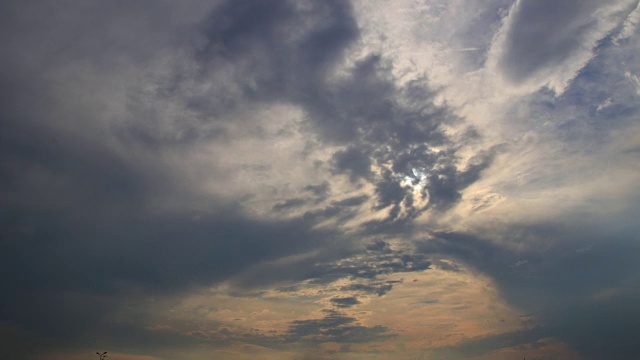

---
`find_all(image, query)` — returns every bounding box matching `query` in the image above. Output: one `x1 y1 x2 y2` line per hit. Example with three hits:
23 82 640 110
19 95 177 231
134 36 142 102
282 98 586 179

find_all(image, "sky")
1 1 640 359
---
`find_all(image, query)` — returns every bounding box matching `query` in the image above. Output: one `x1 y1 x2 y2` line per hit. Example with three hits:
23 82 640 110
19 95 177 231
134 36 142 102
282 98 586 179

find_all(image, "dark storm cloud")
497 0 638 85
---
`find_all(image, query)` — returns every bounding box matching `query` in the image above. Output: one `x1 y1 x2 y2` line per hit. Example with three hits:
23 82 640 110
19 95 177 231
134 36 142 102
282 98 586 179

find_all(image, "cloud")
3 0 640 359
614 0 640 43
303 182 331 201
331 147 373 182
490 0 638 94
417 220 640 358
1 0 474 354
283 310 394 344
194 0 359 107
329 296 361 308
272 198 309 212
339 282 396 297
0 0 360 351
305 242 431 285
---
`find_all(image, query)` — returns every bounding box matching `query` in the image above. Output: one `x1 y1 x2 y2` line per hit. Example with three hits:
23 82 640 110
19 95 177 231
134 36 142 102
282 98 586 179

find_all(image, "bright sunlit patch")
400 167 429 209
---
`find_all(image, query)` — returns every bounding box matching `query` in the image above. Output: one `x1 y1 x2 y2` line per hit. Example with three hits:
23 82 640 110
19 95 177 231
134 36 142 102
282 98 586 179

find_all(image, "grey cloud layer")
0 0 485 357
3 0 640 359
422 225 640 359
496 0 638 90
283 310 394 344
403 0 640 357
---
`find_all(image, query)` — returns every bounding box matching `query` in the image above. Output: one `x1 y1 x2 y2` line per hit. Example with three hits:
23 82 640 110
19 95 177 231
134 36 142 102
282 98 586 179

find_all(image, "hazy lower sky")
2 1 640 359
